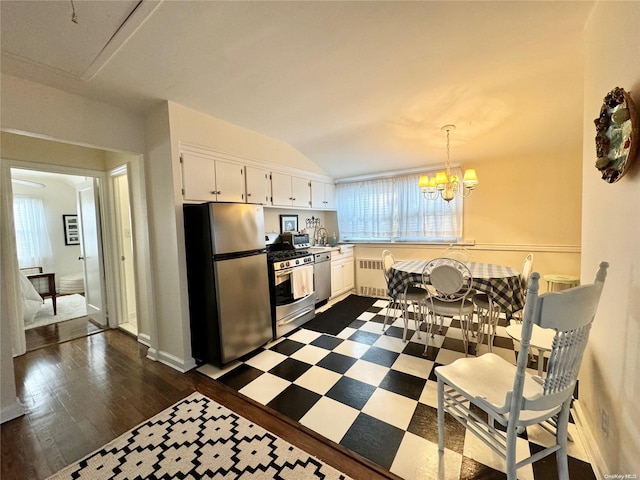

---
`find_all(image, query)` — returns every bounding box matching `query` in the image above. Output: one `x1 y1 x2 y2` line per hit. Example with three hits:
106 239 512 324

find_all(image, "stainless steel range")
266 234 316 338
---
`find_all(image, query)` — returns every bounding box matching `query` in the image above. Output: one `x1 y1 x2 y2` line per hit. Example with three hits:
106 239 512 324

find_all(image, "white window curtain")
13 196 53 269
336 170 462 242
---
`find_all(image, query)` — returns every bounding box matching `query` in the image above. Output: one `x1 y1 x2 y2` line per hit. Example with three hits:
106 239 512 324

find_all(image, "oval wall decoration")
594 87 638 183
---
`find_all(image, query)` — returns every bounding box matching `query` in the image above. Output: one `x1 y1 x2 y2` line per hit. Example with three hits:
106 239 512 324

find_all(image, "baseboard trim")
573 399 607 479
1 398 25 424
137 332 151 347
157 349 197 373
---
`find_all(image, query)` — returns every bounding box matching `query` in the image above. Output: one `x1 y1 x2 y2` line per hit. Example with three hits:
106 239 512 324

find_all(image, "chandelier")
418 125 478 202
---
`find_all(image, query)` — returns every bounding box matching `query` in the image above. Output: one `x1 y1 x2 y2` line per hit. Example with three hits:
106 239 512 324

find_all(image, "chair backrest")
381 249 396 281
20 266 43 275
422 257 473 302
515 262 608 412
440 244 472 263
520 253 534 290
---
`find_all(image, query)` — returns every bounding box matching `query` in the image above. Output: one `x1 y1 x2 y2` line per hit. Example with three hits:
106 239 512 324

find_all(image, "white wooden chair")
381 249 430 341
473 253 534 351
435 262 608 480
422 257 475 355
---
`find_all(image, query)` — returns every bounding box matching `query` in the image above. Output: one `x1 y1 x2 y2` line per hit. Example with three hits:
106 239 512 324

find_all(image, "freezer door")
213 252 272 363
209 203 265 255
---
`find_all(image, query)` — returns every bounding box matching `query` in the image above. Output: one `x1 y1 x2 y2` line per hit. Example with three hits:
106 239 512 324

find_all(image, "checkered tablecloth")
387 260 524 316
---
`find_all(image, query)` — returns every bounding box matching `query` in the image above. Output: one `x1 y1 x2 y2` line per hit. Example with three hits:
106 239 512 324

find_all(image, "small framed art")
280 215 298 233
63 214 80 245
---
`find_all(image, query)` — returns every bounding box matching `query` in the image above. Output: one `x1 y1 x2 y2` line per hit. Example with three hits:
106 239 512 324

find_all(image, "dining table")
387 260 525 318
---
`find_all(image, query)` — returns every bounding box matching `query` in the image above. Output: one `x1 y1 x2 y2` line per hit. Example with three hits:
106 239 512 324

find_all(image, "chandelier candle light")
418 124 478 202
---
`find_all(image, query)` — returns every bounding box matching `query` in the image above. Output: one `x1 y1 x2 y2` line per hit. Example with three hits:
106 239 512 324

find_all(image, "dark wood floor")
25 316 104 352
2 329 399 480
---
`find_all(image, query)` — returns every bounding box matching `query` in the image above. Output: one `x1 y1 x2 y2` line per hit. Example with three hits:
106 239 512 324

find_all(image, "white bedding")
20 271 43 325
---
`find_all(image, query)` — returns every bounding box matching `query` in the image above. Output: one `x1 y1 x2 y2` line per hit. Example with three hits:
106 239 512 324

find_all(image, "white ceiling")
1 1 595 179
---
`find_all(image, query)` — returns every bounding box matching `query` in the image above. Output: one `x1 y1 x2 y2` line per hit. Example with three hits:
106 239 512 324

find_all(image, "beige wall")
1 131 106 171
464 150 582 248
581 1 640 476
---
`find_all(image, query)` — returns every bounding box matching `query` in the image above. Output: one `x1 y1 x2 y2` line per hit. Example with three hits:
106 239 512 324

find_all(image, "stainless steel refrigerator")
183 202 272 366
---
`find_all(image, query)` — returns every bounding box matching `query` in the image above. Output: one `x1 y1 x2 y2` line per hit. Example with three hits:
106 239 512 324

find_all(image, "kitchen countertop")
308 244 353 252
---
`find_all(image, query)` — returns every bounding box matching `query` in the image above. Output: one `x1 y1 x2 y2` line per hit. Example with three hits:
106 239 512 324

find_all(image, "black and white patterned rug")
47 392 351 479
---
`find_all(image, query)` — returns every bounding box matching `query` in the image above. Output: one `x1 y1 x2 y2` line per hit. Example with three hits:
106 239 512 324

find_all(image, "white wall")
0 75 146 421
582 2 640 476
143 100 335 371
1 74 144 154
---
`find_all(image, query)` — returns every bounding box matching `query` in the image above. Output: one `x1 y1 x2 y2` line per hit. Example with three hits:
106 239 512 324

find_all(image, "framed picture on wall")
63 214 80 245
280 215 298 233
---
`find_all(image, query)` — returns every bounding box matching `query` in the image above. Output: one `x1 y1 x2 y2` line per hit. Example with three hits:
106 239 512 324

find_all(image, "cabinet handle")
247 193 252 197
210 191 216 195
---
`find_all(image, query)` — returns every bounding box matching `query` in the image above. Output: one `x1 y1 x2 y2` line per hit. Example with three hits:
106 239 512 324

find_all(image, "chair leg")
437 377 445 452
382 298 399 333
402 300 409 342
555 399 572 480
505 423 518 480
414 301 422 339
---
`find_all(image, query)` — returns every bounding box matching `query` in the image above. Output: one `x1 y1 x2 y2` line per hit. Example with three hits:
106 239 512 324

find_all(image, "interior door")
76 179 107 326
112 171 138 333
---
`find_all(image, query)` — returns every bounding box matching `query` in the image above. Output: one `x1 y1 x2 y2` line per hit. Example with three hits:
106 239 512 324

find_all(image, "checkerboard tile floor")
198 298 596 480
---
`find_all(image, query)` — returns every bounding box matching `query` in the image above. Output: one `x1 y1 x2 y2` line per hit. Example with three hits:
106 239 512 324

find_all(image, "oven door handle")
278 305 314 326
275 268 294 277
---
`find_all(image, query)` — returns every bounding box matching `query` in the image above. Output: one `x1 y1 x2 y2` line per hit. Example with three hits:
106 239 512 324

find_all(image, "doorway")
12 168 90 330
111 167 139 336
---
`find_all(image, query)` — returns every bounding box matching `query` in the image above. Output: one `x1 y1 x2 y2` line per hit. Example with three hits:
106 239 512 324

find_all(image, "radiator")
359 285 387 298
358 258 383 270
357 258 387 298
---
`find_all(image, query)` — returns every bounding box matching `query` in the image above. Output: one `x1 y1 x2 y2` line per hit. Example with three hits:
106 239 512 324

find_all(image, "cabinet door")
271 172 293 206
215 159 245 203
331 262 343 297
324 182 336 209
181 152 217 201
310 180 325 209
291 176 310 208
310 181 336 209
343 259 354 291
245 166 269 204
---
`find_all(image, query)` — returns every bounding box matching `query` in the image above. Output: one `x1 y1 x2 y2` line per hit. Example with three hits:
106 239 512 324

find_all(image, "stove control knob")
286 261 290 267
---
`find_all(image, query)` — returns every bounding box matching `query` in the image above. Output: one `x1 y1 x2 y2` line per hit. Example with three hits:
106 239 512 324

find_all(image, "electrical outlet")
601 409 610 436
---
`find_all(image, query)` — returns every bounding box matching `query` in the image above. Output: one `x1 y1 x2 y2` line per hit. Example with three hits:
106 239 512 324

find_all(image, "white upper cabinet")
245 166 270 205
181 151 244 203
271 172 311 208
214 159 245 203
310 180 336 210
180 144 332 208
181 151 217 202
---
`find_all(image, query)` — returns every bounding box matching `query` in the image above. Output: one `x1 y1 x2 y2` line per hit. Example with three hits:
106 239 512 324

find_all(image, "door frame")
4 157 155 353
108 164 139 333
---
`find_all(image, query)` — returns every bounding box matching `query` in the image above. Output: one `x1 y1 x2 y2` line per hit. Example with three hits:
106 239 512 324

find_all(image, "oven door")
273 266 315 337
274 266 312 306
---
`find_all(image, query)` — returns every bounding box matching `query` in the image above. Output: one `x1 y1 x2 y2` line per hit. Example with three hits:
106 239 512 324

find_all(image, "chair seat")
402 285 430 301
428 297 474 317
436 353 559 425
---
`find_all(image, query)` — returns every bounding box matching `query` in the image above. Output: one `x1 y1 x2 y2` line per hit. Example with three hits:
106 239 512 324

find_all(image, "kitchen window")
336 170 462 242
